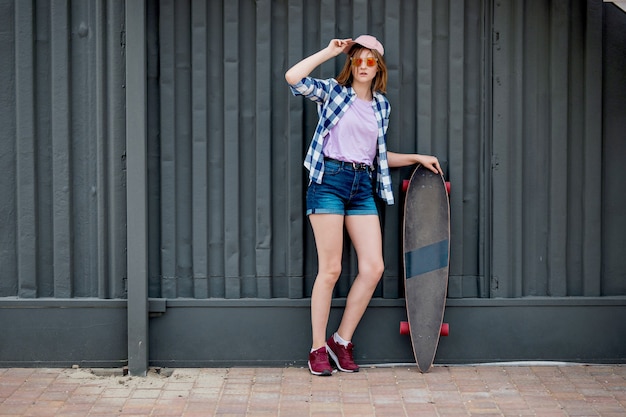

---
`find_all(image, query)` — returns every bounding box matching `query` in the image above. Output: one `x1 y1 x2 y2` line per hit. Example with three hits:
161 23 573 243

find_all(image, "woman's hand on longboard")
415 154 443 176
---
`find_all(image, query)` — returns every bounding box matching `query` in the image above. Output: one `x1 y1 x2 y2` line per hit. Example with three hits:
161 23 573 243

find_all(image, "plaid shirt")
289 77 395 205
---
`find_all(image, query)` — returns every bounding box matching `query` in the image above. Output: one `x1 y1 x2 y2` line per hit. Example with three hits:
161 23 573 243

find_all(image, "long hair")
335 45 388 94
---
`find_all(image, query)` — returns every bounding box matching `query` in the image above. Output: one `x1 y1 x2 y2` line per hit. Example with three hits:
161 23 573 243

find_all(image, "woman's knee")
360 259 385 281
316 263 342 286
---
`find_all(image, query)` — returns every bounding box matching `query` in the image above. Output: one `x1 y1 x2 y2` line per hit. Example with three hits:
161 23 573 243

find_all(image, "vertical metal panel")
205 1 227 298
105 0 127 299
126 0 149 376
191 0 209 298
147 0 163 299
157 0 178 298
223 0 241 298
1 0 18 296
582 1 603 296
0 0 127 299
50 0 73 297
548 0 570 297
284 0 306 299
15 0 37 298
602 3 626 296
254 0 274 298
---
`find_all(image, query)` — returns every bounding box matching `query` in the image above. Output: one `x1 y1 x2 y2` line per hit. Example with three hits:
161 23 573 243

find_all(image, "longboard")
401 164 450 373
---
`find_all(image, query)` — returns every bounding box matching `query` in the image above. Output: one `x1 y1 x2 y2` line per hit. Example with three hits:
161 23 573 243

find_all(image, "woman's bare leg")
336 215 384 341
308 214 345 349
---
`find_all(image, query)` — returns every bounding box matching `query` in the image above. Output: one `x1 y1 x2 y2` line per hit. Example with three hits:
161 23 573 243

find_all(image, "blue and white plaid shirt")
289 77 395 205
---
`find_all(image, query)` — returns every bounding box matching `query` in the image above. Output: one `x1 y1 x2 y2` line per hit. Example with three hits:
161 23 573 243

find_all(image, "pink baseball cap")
343 35 385 56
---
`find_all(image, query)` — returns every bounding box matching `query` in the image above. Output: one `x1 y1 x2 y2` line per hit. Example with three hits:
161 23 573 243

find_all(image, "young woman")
285 35 442 376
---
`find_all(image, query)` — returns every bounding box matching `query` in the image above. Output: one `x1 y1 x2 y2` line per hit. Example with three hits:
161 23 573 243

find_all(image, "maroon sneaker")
326 336 359 372
308 346 333 376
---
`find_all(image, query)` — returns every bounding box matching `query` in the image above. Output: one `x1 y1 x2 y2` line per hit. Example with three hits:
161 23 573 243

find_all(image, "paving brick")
0 403 31 415
0 365 625 416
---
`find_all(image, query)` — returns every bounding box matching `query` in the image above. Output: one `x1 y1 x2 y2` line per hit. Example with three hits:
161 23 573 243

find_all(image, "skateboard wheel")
440 323 449 337
402 179 409 193
445 182 451 195
400 321 410 335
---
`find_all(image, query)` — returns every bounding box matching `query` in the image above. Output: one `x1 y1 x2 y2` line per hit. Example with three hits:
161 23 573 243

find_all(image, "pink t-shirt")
323 97 378 165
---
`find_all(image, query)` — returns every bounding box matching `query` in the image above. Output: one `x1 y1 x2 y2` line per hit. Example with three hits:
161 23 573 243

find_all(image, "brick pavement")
0 364 624 416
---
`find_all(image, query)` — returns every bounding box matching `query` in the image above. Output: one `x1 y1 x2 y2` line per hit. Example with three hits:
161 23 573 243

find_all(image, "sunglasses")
350 57 378 67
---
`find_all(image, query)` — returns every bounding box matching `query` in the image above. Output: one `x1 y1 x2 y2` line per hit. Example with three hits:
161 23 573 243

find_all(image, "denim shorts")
306 159 379 216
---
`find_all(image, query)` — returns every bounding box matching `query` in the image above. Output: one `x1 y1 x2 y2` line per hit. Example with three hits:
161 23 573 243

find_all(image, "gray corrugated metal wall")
0 0 126 299
0 0 625 370
152 0 291 299
491 0 625 297
1 0 624 302
150 0 488 299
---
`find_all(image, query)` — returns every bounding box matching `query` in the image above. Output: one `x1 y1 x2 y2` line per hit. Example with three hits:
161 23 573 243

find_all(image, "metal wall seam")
238 1 259 297
96 0 109 299
108 0 128 300
465 0 487 298
175 0 193 298
50 0 73 298
191 0 209 298
147 0 163 300
159 0 180 298
416 0 433 157
380 0 401 299
96 0 127 299
582 0 603 296
286 0 306 299
521 1 550 296
223 0 241 299
0 1 16 297
479 0 493 299
206 0 226 298
255 0 273 299
15 0 37 298
448 0 464 297
567 1 586 295
548 0 570 297
509 2 524 299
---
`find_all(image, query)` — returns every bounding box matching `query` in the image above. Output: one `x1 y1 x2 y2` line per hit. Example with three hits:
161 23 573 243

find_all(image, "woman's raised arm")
284 38 352 85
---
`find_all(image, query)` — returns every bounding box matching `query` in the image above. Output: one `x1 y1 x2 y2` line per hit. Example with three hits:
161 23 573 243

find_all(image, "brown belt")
324 157 372 171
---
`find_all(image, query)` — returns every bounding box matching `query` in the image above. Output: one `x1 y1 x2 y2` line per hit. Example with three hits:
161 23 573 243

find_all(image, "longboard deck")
402 164 450 372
